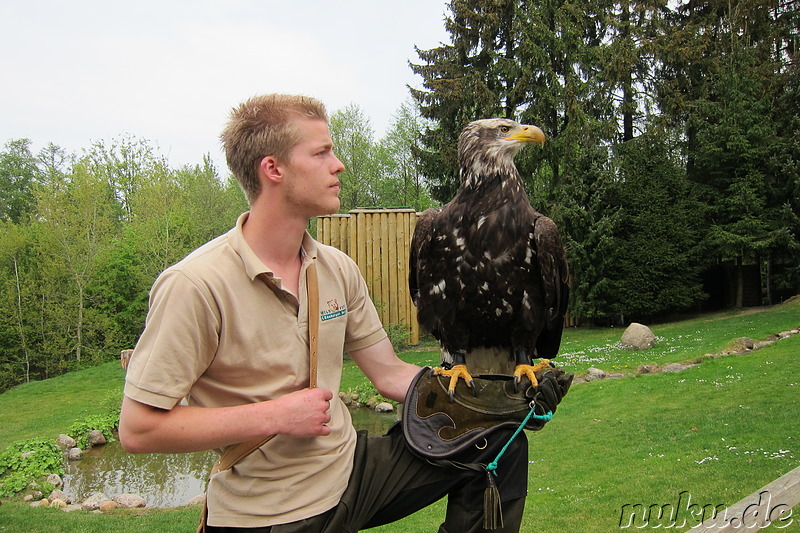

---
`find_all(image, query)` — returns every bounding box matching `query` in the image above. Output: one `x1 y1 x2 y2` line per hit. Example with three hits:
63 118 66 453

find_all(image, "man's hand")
270 387 334 438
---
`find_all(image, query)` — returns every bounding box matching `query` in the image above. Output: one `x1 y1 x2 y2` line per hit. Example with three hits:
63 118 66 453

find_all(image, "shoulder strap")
211 262 320 474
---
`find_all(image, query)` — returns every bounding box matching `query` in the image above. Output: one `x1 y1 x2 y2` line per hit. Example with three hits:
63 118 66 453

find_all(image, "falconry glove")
402 365 573 460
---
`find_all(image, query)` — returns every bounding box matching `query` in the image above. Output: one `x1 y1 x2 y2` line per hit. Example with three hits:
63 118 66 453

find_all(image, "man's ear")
260 156 284 184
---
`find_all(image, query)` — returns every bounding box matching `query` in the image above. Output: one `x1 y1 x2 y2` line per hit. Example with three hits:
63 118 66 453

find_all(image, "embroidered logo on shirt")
321 299 347 321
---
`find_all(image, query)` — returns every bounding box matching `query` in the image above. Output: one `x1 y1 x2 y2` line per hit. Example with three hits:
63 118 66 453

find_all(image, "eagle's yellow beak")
505 125 546 146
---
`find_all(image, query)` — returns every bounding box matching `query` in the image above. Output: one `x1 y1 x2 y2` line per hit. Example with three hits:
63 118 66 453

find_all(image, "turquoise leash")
485 404 553 475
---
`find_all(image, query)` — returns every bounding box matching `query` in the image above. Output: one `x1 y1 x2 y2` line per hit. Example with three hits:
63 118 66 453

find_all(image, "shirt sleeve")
124 269 221 410
339 255 388 353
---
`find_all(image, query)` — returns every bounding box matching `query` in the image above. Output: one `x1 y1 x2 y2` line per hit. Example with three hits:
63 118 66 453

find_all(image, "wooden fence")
317 209 420 345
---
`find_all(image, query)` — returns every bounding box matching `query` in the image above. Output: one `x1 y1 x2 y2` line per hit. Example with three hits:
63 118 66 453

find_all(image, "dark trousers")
207 423 528 532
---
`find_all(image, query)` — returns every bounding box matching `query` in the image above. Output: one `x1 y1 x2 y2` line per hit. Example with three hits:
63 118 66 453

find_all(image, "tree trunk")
735 256 744 308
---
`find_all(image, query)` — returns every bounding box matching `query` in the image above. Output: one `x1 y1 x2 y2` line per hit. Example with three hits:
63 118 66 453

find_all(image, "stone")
66 447 82 461
88 430 107 446
99 500 120 511
46 474 63 488
723 337 755 354
186 493 206 506
374 402 394 413
638 364 653 374
620 323 656 350
50 498 68 509
662 362 696 373
338 391 352 406
56 434 76 449
23 494 34 502
81 492 111 510
49 489 70 503
585 367 607 381
113 493 146 508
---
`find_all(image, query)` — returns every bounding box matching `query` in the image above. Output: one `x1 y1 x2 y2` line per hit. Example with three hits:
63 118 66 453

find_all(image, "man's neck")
242 203 308 270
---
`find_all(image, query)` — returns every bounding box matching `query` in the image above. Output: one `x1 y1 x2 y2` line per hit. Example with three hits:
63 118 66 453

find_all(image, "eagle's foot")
433 364 476 401
513 359 552 391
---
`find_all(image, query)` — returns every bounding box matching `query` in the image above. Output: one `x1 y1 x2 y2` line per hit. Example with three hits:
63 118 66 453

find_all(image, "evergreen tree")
605 130 705 320
411 0 524 202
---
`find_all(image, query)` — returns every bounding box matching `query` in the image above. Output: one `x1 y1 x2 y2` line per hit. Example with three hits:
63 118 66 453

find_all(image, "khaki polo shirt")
124 212 387 528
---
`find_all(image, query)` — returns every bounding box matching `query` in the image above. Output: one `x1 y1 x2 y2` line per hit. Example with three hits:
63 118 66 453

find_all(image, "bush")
0 438 64 498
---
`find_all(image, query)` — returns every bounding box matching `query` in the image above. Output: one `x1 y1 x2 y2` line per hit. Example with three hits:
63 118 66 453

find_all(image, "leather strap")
210 262 320 475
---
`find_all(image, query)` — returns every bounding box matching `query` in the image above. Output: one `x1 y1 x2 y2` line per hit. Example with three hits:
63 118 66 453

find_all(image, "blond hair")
221 94 328 204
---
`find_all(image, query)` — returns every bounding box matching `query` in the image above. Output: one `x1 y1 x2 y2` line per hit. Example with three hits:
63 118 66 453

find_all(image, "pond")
62 406 399 508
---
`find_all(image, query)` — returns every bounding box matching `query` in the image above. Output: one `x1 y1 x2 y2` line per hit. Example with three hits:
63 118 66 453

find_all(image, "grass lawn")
1 299 798 531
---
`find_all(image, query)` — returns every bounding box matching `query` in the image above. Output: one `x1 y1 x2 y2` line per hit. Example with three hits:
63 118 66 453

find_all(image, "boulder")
585 367 607 381
186 493 206 506
56 434 76 449
113 493 146 508
46 474 63 488
338 391 352 406
81 492 111 510
99 500 120 511
50 498 68 509
723 337 755 354
620 323 656 350
66 448 82 461
374 402 394 413
49 489 70 504
88 430 107 446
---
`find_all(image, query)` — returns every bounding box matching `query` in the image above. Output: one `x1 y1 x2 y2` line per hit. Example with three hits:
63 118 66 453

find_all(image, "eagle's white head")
457 118 545 188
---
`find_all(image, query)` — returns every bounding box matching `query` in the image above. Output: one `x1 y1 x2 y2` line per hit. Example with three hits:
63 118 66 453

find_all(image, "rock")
56 434 76 449
81 492 111 510
50 498 67 509
88 430 107 446
620 323 656 350
46 474 63 488
23 494 34 502
723 337 755 354
374 402 394 413
66 447 82 461
338 391 352 406
113 493 146 508
186 494 206 506
585 367 607 381
49 489 70 503
662 362 696 373
365 396 379 409
21 450 36 460
607 373 625 380
99 500 120 511
638 364 653 374
753 340 775 350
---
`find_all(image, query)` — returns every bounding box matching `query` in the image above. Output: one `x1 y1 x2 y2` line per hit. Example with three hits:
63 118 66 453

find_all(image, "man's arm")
119 387 334 454
348 336 421 403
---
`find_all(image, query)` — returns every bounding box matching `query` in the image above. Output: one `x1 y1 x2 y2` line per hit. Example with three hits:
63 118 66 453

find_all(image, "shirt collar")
228 212 318 281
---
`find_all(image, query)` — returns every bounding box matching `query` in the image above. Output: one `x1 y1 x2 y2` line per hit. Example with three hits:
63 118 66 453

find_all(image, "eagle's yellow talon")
433 364 475 400
514 359 552 388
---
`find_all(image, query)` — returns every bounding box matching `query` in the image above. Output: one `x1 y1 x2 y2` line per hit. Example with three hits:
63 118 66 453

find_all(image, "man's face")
281 118 345 218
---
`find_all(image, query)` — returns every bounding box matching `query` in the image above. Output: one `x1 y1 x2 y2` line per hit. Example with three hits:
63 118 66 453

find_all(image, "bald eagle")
409 118 569 397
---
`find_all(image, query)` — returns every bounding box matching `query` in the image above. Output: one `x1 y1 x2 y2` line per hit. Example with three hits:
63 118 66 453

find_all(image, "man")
119 94 529 532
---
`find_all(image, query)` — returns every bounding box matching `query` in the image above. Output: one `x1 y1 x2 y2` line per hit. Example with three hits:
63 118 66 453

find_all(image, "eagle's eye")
499 125 511 134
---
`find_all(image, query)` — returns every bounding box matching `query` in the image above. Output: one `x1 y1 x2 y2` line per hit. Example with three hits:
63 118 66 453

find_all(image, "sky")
0 1 451 172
